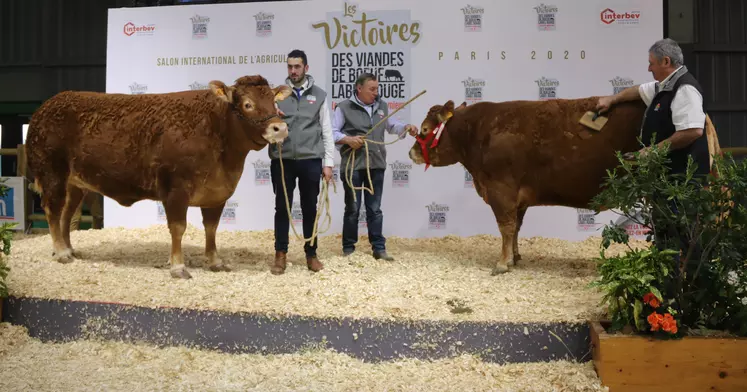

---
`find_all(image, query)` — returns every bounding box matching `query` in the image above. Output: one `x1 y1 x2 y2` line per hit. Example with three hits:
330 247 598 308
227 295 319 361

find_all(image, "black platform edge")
1 295 593 364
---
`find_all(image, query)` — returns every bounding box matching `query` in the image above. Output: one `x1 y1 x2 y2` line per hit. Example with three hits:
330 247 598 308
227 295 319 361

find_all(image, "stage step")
2 296 591 365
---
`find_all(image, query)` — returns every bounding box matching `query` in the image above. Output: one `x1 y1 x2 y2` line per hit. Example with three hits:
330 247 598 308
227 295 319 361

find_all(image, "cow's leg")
201 203 231 272
60 185 85 258
163 193 191 279
513 207 527 264
39 177 75 264
488 192 519 275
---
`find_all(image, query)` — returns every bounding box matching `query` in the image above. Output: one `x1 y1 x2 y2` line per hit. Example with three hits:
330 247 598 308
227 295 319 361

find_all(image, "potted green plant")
587 139 747 391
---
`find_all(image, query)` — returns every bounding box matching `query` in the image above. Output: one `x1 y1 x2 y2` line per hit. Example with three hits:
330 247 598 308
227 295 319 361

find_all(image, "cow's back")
458 97 646 208
27 89 224 203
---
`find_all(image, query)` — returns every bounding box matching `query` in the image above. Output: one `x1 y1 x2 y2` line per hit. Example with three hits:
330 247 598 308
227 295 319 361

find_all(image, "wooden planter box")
590 320 747 392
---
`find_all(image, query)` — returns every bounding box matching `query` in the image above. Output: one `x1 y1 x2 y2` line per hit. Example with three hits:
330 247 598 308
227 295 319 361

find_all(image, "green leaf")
649 287 663 302
634 299 645 331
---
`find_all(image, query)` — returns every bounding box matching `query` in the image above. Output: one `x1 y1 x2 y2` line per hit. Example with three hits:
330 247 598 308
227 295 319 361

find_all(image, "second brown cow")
408 97 720 275
26 75 292 279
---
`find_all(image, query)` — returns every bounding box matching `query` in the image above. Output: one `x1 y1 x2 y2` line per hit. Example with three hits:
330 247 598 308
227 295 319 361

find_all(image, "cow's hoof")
170 265 192 279
491 265 509 275
53 249 76 264
514 254 522 263
209 263 232 272
270 266 285 275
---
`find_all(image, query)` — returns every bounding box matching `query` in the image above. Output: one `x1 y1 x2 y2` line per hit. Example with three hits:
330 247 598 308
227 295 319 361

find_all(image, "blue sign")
0 187 14 219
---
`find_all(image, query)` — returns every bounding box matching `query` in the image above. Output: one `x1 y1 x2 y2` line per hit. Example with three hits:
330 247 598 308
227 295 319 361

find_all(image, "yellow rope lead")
276 89 426 246
343 90 427 201
277 146 335 247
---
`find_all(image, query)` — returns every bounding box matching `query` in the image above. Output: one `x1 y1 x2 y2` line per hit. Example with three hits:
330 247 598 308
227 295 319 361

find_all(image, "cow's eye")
244 102 252 110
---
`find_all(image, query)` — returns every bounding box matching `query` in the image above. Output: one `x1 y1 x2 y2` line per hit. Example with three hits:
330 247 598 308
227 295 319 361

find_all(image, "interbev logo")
190 14 210 40
609 76 634 94
189 81 208 90
252 159 271 186
462 77 485 104
129 82 148 95
464 167 473 188
389 160 411 188
535 76 559 100
254 11 274 37
221 200 238 224
426 202 449 230
461 4 484 32
123 22 156 37
534 3 558 31
600 8 641 26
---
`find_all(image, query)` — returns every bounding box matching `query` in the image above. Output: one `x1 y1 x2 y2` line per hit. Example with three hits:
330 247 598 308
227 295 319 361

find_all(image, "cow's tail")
20 125 42 195
705 114 722 178
28 179 41 195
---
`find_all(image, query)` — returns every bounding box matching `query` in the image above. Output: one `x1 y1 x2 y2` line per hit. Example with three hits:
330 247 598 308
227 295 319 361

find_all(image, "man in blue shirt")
332 73 418 260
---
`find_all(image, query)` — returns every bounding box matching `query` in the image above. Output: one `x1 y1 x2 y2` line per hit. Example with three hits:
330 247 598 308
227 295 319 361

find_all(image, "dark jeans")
342 168 386 253
270 158 322 257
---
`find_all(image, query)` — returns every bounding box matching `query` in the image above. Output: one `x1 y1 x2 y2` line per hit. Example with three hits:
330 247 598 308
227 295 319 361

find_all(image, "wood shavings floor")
5 225 645 323
0 323 608 392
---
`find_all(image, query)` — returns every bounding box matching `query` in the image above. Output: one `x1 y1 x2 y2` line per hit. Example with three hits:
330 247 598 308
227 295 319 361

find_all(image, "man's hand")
344 136 365 150
405 124 419 136
595 95 615 113
275 102 285 117
322 166 333 183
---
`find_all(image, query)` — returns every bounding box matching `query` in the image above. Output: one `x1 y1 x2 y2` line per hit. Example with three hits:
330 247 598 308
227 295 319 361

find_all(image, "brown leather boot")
306 255 324 272
271 251 287 275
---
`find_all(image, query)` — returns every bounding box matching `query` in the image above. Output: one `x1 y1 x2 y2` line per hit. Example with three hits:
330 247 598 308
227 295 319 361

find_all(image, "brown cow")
408 97 720 275
26 75 292 279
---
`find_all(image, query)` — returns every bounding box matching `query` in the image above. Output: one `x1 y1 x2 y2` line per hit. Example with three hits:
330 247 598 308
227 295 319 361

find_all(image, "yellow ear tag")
215 87 225 97
274 92 285 101
444 112 453 121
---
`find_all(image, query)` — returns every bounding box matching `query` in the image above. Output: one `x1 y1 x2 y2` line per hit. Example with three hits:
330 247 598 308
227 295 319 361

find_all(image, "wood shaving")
5 226 645 323
0 323 608 392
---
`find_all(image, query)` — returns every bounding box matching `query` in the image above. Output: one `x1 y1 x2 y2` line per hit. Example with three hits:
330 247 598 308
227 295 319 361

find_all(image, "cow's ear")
456 101 467 111
437 100 455 123
209 80 234 103
273 85 292 102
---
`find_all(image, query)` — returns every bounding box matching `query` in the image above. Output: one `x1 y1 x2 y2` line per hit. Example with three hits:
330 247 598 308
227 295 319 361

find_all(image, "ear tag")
215 87 225 97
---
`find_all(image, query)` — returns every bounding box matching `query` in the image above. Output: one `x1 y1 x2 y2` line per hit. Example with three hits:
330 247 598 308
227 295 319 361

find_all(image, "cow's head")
209 75 292 144
408 100 467 169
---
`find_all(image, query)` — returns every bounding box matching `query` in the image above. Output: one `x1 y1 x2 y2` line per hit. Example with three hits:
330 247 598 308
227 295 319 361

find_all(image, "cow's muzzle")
233 108 288 144
264 121 288 144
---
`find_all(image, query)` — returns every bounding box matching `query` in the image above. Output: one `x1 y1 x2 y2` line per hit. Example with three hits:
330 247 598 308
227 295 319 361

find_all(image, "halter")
232 105 279 125
215 85 281 127
414 114 449 171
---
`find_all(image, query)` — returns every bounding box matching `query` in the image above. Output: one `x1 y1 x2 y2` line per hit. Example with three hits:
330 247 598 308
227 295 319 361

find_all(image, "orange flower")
661 313 678 334
647 312 664 331
643 292 661 308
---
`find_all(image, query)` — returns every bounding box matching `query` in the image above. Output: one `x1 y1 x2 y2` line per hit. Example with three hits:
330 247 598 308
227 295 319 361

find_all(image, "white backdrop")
104 0 662 240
